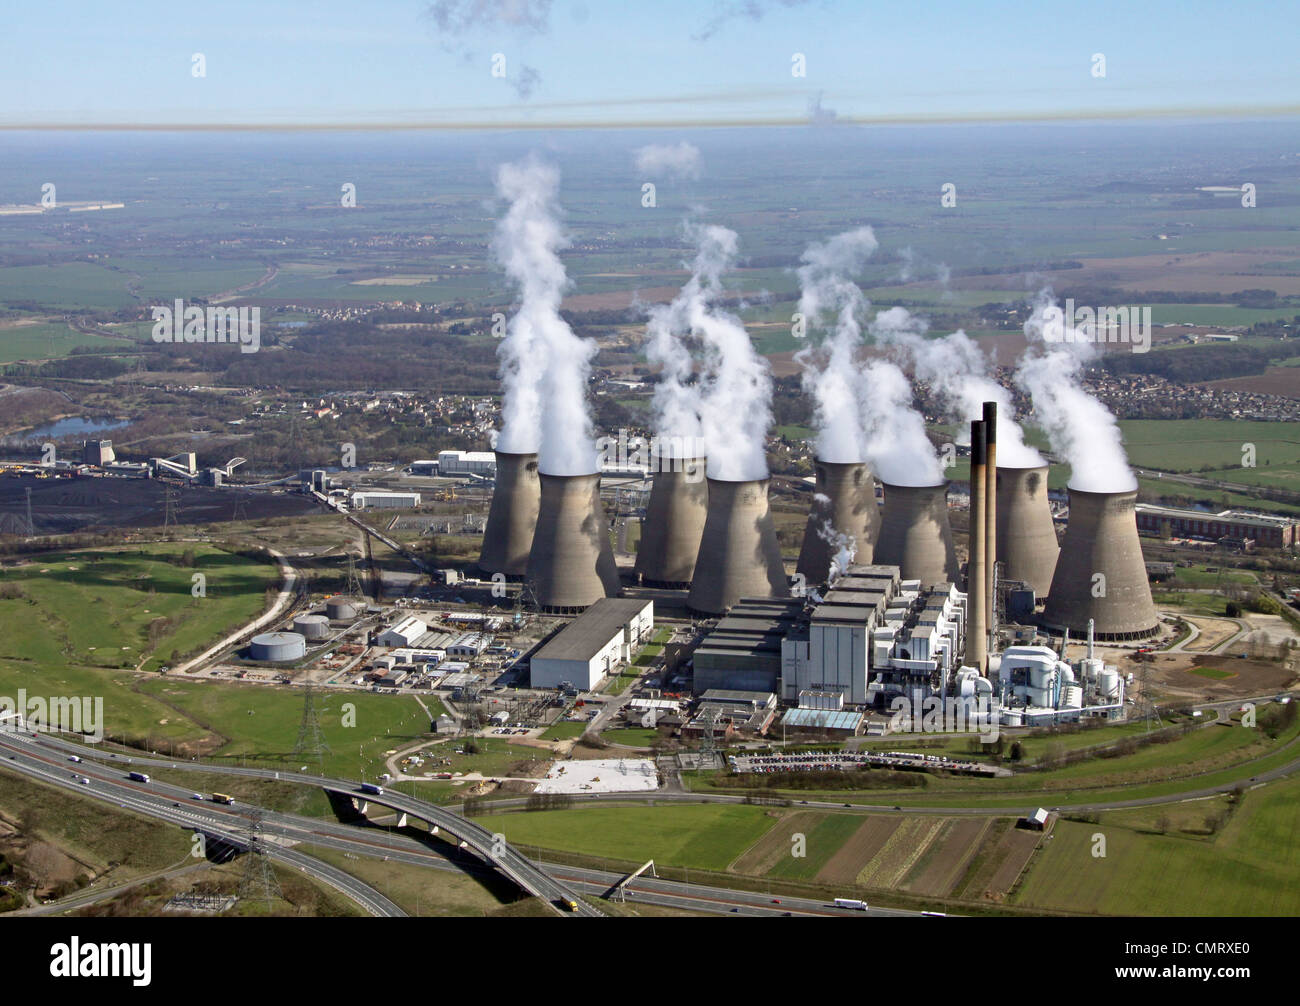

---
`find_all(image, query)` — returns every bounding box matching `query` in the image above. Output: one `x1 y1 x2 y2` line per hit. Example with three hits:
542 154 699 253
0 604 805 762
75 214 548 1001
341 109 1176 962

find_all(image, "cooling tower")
995 464 1060 600
1042 488 1158 640
478 450 540 579
874 482 960 585
795 460 881 586
526 472 620 611
634 455 708 588
687 478 790 615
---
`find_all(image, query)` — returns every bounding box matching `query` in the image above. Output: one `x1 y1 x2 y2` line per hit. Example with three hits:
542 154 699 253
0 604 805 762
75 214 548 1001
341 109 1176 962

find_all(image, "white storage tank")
250 631 306 662
1098 668 1121 700
293 614 330 640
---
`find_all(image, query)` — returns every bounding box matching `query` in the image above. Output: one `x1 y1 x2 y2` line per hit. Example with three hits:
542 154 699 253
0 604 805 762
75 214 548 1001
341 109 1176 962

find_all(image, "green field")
0 320 127 362
1118 419 1300 490
481 804 777 871
540 720 586 741
1013 775 1300 915
0 544 280 674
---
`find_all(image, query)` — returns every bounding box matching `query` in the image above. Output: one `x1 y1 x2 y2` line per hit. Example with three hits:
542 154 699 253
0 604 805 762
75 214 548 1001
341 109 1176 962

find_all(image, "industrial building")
377 615 427 648
529 597 654 690
684 690 777 737
83 440 115 466
437 450 497 476
446 632 489 658
1135 503 1298 549
351 491 421 510
692 597 805 694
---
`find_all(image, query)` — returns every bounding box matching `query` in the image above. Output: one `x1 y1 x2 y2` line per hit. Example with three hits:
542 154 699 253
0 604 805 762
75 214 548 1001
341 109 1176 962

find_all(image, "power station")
635 453 708 588
526 471 621 612
1041 487 1159 640
795 460 880 587
687 477 790 616
478 450 540 579
873 481 960 585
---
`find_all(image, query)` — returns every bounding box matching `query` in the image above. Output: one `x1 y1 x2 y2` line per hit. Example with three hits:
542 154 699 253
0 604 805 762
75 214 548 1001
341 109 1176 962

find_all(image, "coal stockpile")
0 474 318 534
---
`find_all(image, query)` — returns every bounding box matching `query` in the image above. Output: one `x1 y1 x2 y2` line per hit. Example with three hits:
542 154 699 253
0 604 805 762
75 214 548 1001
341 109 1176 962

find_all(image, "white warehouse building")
438 450 496 476
529 598 654 691
351 491 421 510
377 615 427 648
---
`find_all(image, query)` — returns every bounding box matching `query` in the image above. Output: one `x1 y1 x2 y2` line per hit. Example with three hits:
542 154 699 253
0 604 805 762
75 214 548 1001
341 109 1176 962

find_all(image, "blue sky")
2 0 1297 128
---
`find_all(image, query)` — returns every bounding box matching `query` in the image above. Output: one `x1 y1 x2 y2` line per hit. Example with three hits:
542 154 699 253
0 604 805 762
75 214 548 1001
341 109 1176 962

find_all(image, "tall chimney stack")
526 472 620 612
965 420 988 673
982 401 998 647
795 460 880 587
687 477 790 616
478 450 540 579
634 452 708 588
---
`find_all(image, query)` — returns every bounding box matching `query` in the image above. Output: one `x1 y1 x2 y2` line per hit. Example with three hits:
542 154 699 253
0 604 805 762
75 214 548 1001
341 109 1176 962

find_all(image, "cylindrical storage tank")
1042 488 1158 640
873 482 960 585
325 596 359 620
634 454 708 588
996 464 1061 600
687 478 790 615
293 614 330 640
249 631 306 662
796 460 881 586
526 472 620 612
1098 668 1120 700
478 450 541 580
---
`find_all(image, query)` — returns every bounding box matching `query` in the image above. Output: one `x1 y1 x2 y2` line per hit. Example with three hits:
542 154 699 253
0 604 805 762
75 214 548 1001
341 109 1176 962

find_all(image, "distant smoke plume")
793 227 877 464
650 223 772 481
491 157 597 475
424 1 549 99
694 0 814 41
869 306 1042 468
634 142 702 180
1017 296 1135 492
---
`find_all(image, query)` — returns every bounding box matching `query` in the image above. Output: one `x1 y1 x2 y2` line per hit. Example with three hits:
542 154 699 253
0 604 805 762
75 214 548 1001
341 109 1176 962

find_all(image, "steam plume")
869 306 1042 467
1017 296 1135 492
491 157 597 475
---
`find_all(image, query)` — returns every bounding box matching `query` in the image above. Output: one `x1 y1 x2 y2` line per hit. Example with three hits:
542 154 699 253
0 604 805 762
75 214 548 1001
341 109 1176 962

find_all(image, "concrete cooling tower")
795 460 881 586
478 451 540 579
995 464 1061 600
687 478 790 616
873 482 960 585
1041 488 1158 640
526 472 620 611
634 456 708 588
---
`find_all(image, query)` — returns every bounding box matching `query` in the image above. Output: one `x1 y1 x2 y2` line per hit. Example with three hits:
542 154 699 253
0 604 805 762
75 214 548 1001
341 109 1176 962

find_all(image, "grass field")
0 543 279 674
540 720 586 741
480 804 778 871
1118 419 1300 490
0 319 126 362
1013 775 1300 915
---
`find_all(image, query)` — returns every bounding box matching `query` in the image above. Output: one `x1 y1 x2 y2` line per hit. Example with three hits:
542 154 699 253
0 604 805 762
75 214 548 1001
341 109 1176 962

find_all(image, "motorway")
0 727 599 916
0 729 919 917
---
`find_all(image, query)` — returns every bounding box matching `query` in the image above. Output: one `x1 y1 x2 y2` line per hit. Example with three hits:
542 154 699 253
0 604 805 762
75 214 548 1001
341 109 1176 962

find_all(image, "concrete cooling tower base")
526 472 620 613
995 464 1060 600
687 477 790 616
795 460 880 587
478 450 540 581
873 482 960 585
635 456 708 589
1041 487 1158 641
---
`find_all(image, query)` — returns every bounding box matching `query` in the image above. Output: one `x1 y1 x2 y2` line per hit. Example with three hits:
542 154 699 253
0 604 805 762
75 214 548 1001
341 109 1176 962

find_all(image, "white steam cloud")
491 157 598 475
1017 295 1135 493
634 142 702 180
793 226 877 464
649 223 773 481
869 306 1042 468
858 357 945 486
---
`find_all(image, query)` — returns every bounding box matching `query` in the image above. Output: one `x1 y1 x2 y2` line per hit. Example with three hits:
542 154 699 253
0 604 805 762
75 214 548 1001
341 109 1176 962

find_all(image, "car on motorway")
78 777 90 785
190 793 202 800
67 755 81 763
